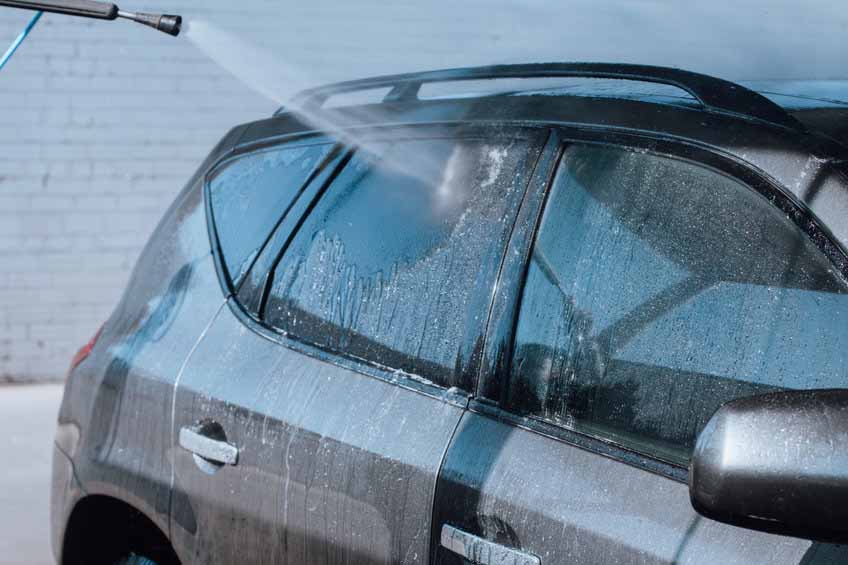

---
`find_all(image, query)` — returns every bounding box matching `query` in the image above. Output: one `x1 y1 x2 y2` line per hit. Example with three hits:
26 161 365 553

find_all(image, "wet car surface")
51 64 848 564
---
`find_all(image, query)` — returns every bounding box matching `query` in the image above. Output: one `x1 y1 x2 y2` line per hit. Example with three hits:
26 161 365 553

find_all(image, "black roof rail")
283 62 805 132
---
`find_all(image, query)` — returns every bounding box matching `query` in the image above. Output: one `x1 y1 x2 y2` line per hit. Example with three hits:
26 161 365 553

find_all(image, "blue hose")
0 10 43 72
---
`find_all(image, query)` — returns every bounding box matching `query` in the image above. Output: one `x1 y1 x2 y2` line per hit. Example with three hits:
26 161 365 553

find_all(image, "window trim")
203 133 341 299
205 123 553 401
225 292 472 408
235 147 352 317
478 126 848 479
470 398 689 482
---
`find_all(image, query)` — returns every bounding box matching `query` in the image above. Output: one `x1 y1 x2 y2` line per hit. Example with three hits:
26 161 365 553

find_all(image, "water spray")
0 0 182 70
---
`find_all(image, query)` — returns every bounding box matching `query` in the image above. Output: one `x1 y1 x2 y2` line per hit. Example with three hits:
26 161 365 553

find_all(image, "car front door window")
508 144 848 464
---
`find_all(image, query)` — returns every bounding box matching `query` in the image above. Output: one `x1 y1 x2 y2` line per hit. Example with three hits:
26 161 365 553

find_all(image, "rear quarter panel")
53 125 247 547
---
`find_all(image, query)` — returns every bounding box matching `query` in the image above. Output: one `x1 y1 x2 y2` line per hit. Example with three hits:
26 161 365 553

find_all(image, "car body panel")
50 444 79 562
51 126 248 559
169 303 466 565
432 411 835 565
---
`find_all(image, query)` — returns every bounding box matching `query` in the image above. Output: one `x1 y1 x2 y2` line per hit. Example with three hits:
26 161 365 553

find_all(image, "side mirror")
689 389 848 543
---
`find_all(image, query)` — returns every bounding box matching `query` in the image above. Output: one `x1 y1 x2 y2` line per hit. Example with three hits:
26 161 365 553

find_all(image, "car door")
432 138 848 564
169 125 549 564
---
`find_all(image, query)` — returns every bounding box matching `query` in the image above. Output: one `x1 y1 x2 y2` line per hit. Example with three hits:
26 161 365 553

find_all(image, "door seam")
166 295 228 540
426 397 470 565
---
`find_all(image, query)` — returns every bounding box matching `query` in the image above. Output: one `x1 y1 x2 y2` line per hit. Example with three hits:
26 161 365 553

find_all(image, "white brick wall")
0 3 274 381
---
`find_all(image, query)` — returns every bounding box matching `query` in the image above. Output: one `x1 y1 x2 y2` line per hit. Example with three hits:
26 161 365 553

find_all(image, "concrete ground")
0 383 63 565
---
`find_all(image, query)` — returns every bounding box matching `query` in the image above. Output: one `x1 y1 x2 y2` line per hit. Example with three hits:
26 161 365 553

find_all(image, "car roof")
287 63 806 129
266 63 848 158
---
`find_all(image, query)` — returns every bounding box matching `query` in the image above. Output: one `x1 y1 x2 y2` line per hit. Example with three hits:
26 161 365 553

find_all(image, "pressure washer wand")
0 1 182 36
0 0 181 71
116 8 182 37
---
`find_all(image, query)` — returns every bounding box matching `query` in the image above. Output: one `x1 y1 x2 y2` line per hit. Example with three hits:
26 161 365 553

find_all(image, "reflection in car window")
509 145 848 464
264 131 542 390
208 142 335 286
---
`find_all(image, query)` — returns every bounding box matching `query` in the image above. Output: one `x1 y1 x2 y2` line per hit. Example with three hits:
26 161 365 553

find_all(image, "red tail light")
69 324 104 374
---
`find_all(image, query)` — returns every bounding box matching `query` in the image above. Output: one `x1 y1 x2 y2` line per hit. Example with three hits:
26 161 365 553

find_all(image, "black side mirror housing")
690 389 848 543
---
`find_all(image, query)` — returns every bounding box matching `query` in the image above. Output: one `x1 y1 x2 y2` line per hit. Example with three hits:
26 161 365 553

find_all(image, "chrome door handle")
179 424 239 466
440 524 540 565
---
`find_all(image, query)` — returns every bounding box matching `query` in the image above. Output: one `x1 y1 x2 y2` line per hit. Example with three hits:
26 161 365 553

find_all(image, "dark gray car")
51 63 848 565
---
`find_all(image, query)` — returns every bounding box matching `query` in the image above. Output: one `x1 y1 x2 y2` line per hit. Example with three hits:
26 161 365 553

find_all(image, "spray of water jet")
183 19 447 187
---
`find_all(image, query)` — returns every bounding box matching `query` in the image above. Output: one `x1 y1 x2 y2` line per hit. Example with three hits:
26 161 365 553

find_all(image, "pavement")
0 383 63 565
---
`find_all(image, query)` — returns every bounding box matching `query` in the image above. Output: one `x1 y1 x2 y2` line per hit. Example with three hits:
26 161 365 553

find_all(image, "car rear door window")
508 144 848 465
208 142 335 286
264 129 544 390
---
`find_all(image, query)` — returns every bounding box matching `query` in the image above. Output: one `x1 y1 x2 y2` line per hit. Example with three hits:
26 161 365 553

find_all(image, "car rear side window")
264 130 544 390
508 144 848 465
208 142 335 286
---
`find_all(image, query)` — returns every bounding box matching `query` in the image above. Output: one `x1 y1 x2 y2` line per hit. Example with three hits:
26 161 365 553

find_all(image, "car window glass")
264 131 542 390
208 142 334 286
509 144 848 464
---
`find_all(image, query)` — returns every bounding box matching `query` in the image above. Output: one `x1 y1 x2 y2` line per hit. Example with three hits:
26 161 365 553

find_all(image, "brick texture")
0 4 275 381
